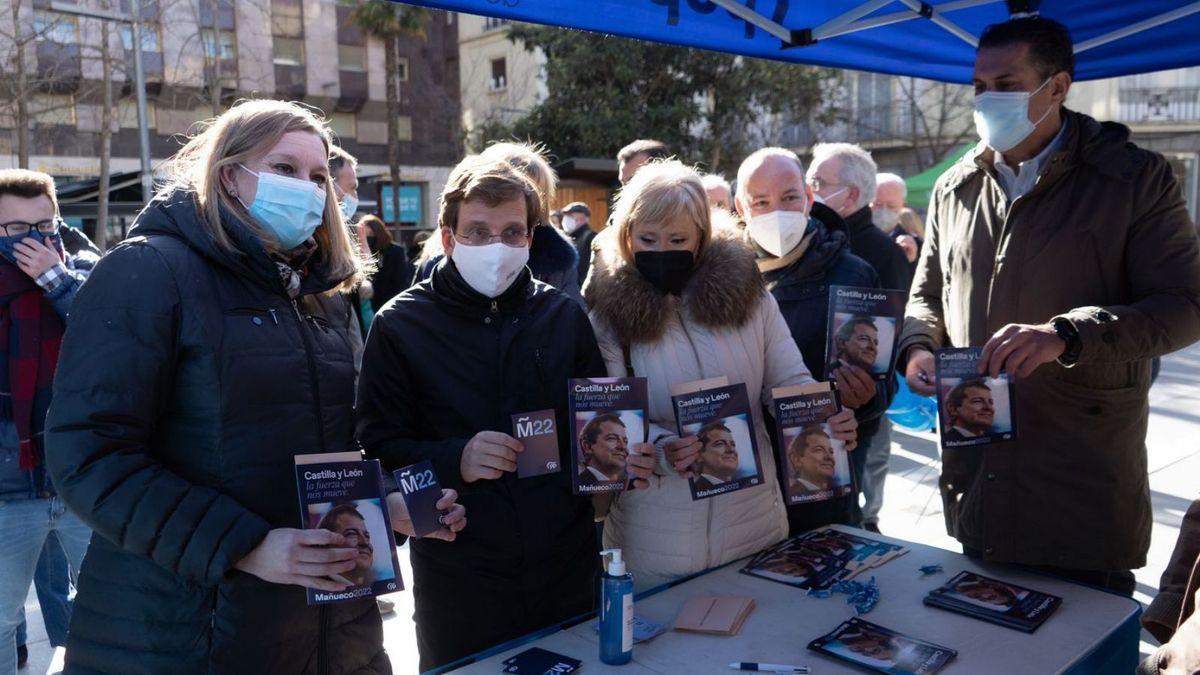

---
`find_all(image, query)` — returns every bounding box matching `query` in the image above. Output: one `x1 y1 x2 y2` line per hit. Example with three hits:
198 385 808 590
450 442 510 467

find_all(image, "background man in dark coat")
808 142 909 532
735 147 883 534
900 17 1200 594
356 155 652 670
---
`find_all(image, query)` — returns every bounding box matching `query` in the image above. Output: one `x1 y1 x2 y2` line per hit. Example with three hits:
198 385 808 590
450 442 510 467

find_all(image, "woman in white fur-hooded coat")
583 160 857 591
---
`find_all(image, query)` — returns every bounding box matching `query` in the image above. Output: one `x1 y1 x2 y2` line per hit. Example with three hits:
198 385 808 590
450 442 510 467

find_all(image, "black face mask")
634 250 695 295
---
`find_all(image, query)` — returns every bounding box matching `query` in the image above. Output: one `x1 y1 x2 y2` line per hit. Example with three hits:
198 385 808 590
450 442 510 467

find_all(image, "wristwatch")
1052 317 1082 367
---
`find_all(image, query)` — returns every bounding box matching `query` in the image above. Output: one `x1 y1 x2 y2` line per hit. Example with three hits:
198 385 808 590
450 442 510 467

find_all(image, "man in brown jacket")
899 17 1200 594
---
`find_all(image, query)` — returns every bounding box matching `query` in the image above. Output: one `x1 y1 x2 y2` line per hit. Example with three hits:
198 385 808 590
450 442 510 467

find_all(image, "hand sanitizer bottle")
599 548 634 665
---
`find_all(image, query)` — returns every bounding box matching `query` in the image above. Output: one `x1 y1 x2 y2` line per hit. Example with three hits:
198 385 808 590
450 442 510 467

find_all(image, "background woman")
45 99 463 674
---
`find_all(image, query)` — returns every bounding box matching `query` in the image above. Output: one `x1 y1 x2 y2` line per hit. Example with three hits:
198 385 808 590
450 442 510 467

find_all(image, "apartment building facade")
0 0 462 236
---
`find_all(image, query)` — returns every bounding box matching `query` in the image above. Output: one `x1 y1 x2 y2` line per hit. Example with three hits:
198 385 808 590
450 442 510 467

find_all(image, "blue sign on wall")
380 185 422 224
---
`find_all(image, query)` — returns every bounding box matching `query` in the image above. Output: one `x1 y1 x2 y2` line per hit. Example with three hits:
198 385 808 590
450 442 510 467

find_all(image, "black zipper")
533 347 548 401
289 297 327 451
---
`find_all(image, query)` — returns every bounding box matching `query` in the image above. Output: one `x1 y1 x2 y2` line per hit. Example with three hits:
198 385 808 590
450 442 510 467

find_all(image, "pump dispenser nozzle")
600 548 626 576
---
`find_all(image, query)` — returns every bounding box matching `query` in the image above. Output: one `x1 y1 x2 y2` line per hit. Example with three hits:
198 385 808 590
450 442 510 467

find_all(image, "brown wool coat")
899 110 1200 571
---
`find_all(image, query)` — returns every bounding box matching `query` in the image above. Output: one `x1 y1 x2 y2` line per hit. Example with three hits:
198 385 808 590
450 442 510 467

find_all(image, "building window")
397 115 412 141
117 99 157 129
273 37 305 66
489 57 506 91
855 72 893 140
30 95 76 126
338 44 366 71
118 24 161 53
33 10 78 44
483 17 508 31
397 57 409 82
330 112 356 140
201 29 237 61
271 0 303 37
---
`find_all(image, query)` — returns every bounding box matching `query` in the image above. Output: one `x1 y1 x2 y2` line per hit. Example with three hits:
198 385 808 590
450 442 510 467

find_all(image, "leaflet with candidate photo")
772 383 854 505
741 528 908 590
568 377 648 494
809 618 956 674
934 347 1017 449
295 453 403 605
672 382 766 501
924 570 1061 633
825 285 907 381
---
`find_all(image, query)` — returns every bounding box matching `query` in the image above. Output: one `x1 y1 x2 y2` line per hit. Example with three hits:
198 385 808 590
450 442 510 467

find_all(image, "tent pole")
897 0 979 46
819 0 1000 41
1074 1 1200 54
812 0 896 40
709 0 791 42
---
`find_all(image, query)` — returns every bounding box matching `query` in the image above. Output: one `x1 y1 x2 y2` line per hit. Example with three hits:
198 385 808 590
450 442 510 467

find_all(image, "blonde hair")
479 141 555 222
157 99 366 293
898 207 925 239
610 159 712 264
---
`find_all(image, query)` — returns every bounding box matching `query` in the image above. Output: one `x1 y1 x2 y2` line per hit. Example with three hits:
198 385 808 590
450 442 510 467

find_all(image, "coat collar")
942 109 1137 195
584 228 765 345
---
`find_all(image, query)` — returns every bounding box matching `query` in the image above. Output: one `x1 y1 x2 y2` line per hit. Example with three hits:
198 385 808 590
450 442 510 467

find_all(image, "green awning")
905 143 974 209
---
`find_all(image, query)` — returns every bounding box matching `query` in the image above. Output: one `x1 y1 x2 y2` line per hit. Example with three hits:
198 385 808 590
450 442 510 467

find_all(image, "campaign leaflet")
394 460 444 538
772 382 853 505
671 382 766 501
741 528 908 590
934 347 1017 449
511 409 562 479
924 571 1061 633
568 377 648 495
294 452 403 605
825 285 908 381
809 618 957 674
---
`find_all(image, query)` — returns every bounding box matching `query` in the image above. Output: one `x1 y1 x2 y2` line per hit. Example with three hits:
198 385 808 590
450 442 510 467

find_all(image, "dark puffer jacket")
45 192 387 675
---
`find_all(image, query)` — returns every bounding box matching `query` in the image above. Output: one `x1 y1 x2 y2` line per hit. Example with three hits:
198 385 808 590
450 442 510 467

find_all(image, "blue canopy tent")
392 1 1200 83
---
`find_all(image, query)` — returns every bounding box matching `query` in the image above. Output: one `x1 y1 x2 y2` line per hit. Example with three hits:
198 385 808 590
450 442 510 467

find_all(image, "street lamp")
49 0 154 203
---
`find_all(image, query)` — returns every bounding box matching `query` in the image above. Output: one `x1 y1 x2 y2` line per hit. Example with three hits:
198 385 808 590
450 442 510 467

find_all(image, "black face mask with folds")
634 250 695 295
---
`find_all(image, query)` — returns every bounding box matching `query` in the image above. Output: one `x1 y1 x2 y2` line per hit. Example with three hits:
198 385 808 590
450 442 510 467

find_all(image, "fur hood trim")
585 227 765 345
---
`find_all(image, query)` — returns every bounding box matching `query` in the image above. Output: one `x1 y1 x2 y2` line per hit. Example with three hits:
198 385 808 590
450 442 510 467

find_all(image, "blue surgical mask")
0 230 60 266
973 78 1052 153
237 164 326 250
340 193 359 222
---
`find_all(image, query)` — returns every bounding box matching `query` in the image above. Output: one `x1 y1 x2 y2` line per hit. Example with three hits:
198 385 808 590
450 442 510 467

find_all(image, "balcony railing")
483 17 509 30
1119 87 1200 123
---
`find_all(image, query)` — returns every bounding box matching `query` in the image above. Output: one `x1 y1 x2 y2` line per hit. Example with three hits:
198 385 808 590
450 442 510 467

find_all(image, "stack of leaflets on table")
294 452 403 605
824 285 908 382
670 378 766 501
923 570 1061 633
934 347 1017 450
741 528 908 590
568 377 649 494
809 617 956 674
772 382 854 505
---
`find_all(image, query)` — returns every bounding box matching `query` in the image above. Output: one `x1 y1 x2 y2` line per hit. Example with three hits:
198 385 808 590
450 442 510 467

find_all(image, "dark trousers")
963 547 1136 596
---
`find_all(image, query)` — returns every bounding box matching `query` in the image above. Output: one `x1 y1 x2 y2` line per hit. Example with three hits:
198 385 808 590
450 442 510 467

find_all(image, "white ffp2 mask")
747 209 810 258
450 241 530 298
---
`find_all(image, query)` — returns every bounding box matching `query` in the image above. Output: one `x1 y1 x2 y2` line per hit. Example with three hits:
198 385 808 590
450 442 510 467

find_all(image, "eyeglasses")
0 217 62 238
456 227 530 247
807 177 841 192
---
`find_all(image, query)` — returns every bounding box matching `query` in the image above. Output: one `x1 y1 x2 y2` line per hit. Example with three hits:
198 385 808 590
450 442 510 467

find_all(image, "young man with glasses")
0 169 95 674
355 155 653 671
